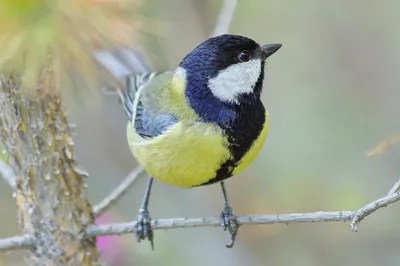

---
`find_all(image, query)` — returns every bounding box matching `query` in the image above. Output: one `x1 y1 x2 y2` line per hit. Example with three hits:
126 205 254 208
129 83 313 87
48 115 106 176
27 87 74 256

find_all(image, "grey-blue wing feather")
135 108 178 139
124 73 178 139
95 47 179 139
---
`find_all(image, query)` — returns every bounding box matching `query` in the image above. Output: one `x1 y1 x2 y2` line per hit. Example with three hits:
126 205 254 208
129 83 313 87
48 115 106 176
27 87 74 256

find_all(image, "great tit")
117 34 282 249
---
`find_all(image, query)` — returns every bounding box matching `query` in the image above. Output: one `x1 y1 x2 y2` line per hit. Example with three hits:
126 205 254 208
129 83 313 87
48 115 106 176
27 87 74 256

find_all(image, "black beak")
261 43 282 60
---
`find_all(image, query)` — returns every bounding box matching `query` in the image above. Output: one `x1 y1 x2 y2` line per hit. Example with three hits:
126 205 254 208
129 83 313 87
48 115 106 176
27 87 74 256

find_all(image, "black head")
176 34 281 123
179 34 281 79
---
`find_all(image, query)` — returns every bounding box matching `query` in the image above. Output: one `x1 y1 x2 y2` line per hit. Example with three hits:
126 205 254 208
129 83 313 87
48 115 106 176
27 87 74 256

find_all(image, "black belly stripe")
196 99 266 186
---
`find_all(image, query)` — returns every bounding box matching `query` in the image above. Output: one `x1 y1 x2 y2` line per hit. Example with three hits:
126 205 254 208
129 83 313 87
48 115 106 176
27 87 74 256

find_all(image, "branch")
212 0 237 37
2 176 400 252
387 178 400 195
0 235 33 252
351 191 400 232
0 159 17 190
0 211 355 251
0 71 99 263
86 211 355 237
350 178 400 232
0 167 146 252
93 167 144 217
0 189 398 252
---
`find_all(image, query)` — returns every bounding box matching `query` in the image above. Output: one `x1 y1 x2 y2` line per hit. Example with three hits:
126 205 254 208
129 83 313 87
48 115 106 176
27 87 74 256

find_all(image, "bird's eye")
237 51 250 62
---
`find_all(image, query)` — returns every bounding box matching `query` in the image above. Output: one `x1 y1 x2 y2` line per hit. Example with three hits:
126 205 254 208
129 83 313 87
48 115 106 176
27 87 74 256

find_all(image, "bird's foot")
220 204 240 248
135 208 154 250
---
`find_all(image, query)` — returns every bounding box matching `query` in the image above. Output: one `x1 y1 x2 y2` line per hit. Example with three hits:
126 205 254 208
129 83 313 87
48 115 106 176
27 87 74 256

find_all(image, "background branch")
93 166 144 217
0 159 17 190
0 235 33 252
212 0 237 36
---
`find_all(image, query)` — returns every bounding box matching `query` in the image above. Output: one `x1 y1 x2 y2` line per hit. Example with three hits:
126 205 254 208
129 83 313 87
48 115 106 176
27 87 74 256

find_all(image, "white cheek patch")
208 59 262 103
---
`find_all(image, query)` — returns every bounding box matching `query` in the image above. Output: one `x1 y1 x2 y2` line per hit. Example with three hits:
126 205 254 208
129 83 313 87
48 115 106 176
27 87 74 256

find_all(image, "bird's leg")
135 177 154 250
219 181 240 248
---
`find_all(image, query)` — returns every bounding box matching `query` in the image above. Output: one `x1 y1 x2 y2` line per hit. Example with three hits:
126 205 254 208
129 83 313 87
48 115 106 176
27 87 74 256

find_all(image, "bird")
115 34 282 250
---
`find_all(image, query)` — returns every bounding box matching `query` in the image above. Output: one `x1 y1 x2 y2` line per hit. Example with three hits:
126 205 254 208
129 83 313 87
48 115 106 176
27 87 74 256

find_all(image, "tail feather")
93 46 155 120
120 72 161 121
93 45 153 78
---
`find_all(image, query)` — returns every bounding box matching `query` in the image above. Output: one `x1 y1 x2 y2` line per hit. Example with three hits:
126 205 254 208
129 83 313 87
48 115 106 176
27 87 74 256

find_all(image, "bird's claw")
220 204 240 248
135 208 154 250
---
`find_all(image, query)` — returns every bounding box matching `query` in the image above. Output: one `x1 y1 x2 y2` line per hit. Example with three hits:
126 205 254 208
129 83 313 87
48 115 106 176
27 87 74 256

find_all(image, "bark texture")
0 72 99 265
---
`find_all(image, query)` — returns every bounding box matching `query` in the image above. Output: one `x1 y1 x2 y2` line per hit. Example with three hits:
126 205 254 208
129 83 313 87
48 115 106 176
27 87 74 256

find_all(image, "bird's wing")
118 71 179 139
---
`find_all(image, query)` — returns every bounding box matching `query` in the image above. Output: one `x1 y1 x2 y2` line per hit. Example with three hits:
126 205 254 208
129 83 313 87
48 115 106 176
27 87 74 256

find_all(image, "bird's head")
178 34 281 105
174 34 281 123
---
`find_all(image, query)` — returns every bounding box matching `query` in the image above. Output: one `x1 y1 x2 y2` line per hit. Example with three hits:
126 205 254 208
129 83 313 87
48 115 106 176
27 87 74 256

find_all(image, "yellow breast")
127 110 270 188
127 121 232 188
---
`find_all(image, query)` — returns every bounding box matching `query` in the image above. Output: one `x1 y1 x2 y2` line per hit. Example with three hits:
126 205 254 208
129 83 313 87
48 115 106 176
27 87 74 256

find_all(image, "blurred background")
1 0 400 265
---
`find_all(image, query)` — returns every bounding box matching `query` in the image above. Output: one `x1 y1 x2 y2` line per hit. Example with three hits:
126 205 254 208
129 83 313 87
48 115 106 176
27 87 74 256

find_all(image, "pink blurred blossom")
96 212 127 265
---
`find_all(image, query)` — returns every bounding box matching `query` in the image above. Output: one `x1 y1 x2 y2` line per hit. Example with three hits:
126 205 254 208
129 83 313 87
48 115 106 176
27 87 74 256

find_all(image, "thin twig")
350 191 400 232
0 235 33 252
86 211 355 237
212 0 237 37
387 178 400 195
0 160 17 190
93 167 144 217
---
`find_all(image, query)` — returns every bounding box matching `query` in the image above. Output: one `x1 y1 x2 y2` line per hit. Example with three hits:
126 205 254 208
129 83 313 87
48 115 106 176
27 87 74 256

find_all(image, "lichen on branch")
0 71 99 265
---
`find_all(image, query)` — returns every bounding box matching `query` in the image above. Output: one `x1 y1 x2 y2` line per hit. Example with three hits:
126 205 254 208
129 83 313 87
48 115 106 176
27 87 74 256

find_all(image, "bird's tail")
93 45 153 120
